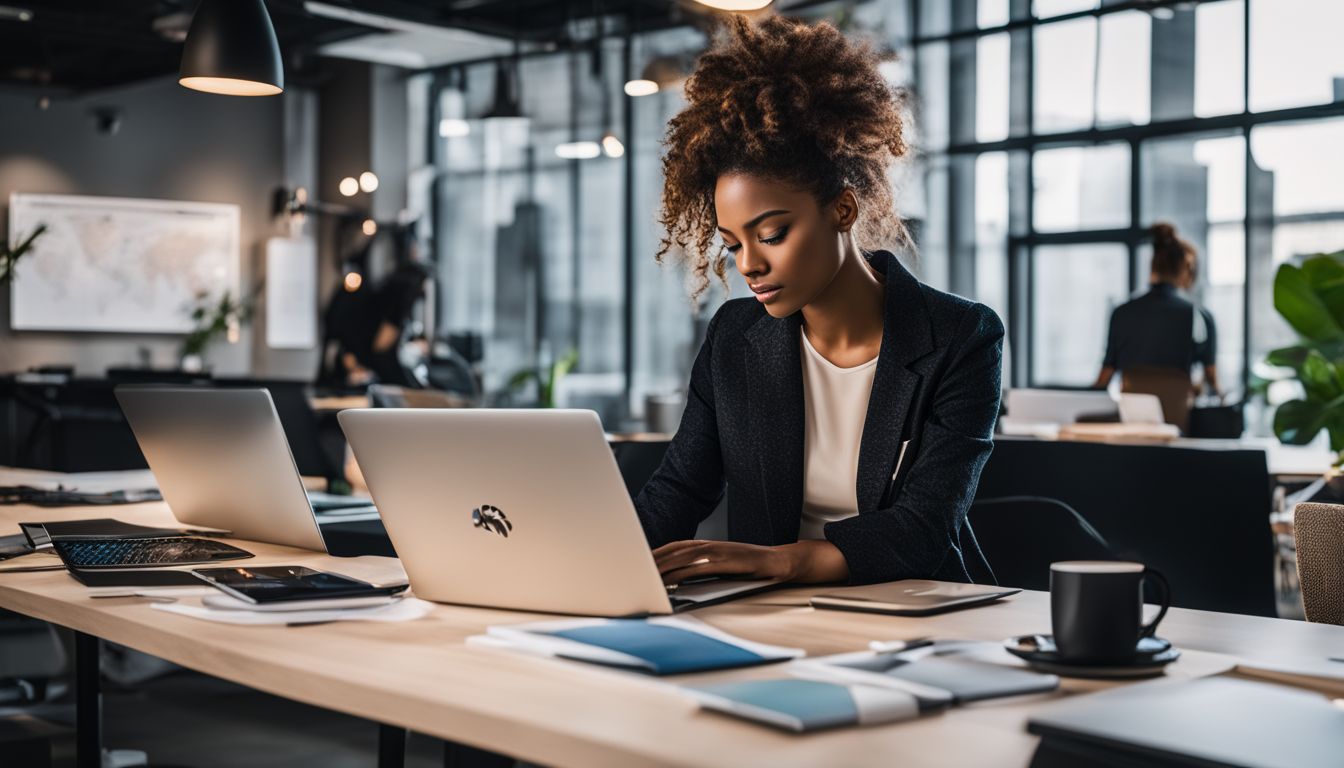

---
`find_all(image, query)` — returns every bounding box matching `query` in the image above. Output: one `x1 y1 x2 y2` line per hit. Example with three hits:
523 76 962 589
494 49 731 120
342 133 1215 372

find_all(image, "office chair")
967 496 1115 592
1293 502 1344 625
1121 365 1192 433
976 439 1276 616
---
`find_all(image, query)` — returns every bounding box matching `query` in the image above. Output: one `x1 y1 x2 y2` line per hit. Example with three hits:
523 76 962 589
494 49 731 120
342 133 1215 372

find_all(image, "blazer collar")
743 251 936 535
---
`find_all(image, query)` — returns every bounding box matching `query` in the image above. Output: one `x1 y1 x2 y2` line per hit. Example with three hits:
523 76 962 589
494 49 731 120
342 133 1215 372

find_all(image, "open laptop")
115 387 348 552
338 408 779 616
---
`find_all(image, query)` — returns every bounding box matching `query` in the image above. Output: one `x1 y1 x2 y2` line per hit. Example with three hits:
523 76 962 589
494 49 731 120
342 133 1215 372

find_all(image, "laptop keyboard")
52 537 253 568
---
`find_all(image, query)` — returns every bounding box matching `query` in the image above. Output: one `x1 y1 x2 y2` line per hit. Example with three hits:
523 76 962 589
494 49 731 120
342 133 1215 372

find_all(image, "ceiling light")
0 6 34 22
439 118 470 138
343 271 363 292
482 60 526 123
179 0 284 96
339 177 359 197
624 79 658 97
556 141 601 160
601 132 625 158
359 172 379 193
691 0 773 10
362 219 377 236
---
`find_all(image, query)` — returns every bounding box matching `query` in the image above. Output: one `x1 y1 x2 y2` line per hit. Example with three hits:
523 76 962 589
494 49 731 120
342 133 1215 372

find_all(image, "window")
1033 143 1130 232
1250 0 1344 113
1032 244 1130 386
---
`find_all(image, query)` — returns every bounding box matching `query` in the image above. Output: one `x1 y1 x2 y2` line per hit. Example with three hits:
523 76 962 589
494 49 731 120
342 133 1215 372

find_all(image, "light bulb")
601 133 625 158
362 219 377 236
344 272 363 292
555 141 601 160
624 79 658 97
338 177 358 197
359 171 379 193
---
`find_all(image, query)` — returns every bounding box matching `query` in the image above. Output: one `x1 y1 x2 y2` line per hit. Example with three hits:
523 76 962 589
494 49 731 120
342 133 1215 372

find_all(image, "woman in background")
1092 222 1221 398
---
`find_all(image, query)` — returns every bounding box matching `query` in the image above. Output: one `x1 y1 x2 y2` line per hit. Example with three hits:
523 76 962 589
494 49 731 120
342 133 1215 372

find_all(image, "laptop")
338 408 779 616
115 387 336 552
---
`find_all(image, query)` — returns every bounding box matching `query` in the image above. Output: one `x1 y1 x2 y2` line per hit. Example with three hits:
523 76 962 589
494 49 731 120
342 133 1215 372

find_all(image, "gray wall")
0 74 317 379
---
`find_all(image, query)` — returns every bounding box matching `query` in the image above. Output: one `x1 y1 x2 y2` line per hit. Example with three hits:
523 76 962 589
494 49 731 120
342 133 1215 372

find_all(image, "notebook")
1027 676 1344 768
683 679 920 732
472 617 803 675
810 580 1020 616
792 643 1059 709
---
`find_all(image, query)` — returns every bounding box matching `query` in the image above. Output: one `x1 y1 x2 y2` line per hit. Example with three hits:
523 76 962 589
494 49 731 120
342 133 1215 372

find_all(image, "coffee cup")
1049 561 1170 662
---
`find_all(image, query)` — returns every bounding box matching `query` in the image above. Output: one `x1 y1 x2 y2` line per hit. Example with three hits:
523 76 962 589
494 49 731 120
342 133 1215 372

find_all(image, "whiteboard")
8 193 240 333
264 236 317 349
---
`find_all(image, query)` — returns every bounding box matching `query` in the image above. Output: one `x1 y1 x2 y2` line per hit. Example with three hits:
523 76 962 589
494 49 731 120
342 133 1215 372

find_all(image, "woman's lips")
751 284 783 303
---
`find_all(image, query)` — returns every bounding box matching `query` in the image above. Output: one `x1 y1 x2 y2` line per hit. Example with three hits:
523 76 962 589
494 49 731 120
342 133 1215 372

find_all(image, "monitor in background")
1001 389 1119 435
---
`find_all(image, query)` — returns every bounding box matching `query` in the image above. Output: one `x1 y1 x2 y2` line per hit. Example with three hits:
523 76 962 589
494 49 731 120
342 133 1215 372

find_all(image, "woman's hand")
652 539 849 586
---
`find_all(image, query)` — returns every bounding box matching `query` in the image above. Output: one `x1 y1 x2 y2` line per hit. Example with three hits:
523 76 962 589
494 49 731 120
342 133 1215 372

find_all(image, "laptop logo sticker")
472 505 513 537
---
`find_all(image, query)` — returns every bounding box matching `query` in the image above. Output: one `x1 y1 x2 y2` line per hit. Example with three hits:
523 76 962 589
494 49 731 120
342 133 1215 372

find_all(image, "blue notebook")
684 679 920 732
481 617 803 676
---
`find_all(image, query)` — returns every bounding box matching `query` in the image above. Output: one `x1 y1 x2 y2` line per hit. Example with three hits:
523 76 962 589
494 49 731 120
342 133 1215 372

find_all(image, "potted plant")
180 289 255 372
506 347 579 408
0 224 47 286
1265 250 1344 471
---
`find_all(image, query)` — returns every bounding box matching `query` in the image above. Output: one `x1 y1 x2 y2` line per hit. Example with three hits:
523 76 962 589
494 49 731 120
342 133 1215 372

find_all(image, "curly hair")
657 15 910 299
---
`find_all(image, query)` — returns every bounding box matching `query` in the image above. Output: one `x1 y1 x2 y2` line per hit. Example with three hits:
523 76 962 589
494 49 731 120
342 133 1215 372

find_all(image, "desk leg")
75 631 102 768
378 724 406 768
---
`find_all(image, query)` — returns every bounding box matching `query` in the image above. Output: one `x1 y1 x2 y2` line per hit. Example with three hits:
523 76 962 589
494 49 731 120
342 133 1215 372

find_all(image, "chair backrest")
968 496 1115 591
976 438 1276 616
1121 365 1191 433
1293 502 1344 625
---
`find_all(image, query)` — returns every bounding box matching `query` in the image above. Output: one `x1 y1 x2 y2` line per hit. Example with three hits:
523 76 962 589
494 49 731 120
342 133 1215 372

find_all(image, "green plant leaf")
1266 345 1310 369
1274 398 1327 445
1300 350 1341 401
1275 262 1344 342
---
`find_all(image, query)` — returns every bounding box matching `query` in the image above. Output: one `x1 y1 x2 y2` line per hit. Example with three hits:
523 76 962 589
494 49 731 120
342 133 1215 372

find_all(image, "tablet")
810 580 1020 616
192 565 408 604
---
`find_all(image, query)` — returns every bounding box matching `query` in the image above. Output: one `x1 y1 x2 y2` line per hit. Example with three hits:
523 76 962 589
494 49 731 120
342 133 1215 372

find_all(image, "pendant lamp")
180 0 284 96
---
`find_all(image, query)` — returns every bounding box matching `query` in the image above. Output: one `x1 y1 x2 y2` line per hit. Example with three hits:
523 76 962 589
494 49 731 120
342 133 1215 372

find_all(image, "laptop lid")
338 408 673 616
114 387 327 552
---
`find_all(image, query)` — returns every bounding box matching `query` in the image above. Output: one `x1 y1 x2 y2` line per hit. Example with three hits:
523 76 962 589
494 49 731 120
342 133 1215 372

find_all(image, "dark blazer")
634 250 1005 584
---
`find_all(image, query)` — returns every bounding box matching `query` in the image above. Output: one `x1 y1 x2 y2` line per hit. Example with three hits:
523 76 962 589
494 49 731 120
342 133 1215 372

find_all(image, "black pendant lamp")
482 59 525 121
179 0 284 96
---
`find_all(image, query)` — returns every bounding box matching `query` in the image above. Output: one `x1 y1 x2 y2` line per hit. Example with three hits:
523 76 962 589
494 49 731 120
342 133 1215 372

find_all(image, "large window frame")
909 0 1344 393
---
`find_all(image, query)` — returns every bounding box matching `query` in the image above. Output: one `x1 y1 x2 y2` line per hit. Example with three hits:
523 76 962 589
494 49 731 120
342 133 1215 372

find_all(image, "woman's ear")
832 189 859 232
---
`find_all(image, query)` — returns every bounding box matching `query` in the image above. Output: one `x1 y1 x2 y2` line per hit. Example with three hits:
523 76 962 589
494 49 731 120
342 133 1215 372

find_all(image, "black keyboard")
51 537 253 569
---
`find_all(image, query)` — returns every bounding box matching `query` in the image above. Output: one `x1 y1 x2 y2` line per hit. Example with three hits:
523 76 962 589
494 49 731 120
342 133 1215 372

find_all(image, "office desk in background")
3 500 1343 768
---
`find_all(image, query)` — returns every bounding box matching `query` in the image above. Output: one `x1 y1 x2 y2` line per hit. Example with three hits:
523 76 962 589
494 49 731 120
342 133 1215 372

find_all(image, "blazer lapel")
744 310 804 542
856 252 936 513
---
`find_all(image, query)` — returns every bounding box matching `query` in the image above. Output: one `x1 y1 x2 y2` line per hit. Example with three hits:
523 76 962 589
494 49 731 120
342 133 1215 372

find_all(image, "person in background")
1092 223 1221 398
319 233 431 389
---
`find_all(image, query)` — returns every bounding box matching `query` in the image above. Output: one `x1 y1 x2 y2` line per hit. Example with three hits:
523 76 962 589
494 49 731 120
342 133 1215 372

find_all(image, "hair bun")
1149 222 1177 245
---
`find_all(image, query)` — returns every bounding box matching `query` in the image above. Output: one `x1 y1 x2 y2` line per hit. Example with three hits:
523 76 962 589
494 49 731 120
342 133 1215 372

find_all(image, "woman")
1092 222 1221 397
635 16 1005 587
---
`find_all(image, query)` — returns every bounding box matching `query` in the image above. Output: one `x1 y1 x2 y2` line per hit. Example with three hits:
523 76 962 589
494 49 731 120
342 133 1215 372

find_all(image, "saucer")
1003 634 1180 678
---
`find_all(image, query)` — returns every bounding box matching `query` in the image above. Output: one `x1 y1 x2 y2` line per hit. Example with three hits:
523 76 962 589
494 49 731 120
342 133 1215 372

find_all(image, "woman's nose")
736 245 767 277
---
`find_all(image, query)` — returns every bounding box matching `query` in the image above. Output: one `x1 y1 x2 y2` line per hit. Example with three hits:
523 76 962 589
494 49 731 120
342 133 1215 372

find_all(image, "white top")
798 330 879 540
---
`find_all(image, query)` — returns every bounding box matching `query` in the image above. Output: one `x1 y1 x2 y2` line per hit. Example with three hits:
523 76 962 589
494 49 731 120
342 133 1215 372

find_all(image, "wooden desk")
3 502 1342 768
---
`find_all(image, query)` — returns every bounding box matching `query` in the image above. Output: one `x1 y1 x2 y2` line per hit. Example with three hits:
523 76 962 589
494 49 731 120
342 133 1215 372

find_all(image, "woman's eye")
759 227 788 245
723 242 742 254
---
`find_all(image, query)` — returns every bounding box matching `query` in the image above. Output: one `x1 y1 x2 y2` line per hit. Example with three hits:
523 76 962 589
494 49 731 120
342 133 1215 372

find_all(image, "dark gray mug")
1049 561 1170 662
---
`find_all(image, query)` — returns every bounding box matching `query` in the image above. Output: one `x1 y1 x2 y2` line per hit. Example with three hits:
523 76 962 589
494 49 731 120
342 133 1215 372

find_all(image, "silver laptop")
338 408 778 617
115 387 328 551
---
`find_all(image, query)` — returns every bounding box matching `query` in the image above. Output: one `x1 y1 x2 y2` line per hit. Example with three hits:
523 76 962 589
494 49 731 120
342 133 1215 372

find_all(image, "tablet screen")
193 565 389 603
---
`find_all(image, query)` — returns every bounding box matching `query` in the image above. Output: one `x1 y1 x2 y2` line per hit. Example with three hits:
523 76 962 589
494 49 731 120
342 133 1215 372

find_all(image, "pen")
869 637 934 654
